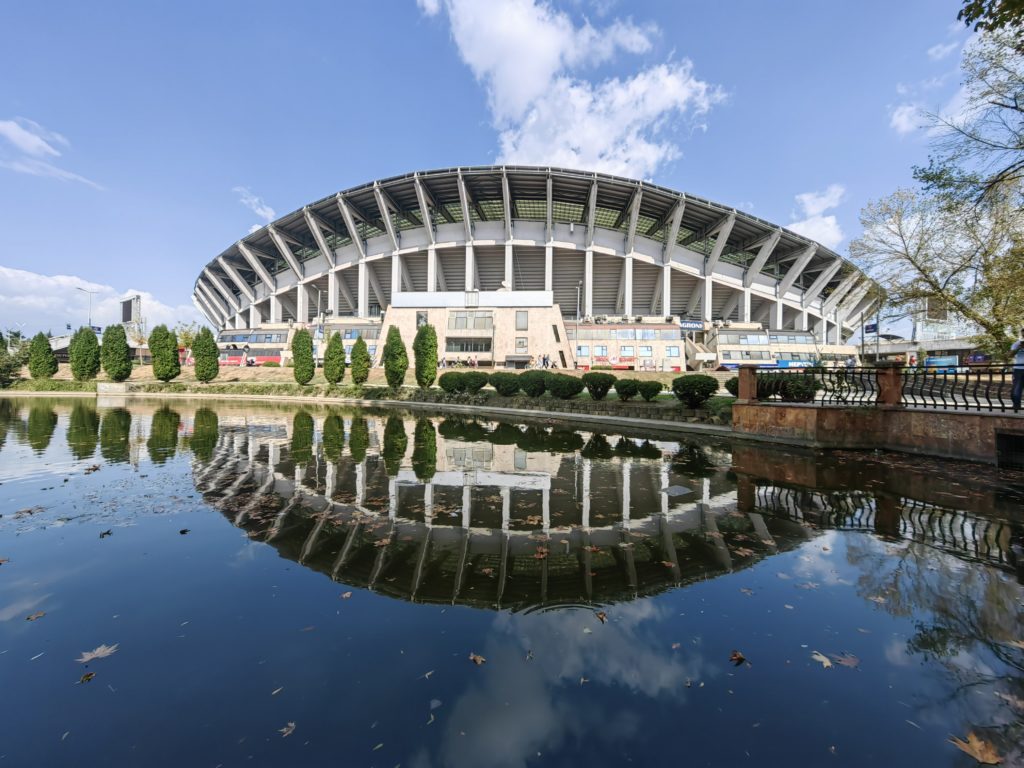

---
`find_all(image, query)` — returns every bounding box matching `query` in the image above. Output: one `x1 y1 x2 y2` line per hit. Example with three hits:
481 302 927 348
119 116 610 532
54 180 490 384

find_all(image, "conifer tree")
382 326 408 390
192 327 219 383
101 325 133 382
291 329 315 385
323 331 346 385
413 323 438 389
28 332 58 379
69 327 101 381
350 337 370 386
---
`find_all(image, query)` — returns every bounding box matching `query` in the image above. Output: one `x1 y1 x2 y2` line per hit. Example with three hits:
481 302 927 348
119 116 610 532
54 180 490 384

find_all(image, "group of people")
439 356 479 369
529 354 556 369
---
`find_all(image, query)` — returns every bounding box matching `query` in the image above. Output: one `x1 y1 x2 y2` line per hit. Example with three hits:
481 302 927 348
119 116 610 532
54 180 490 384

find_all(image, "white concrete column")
662 264 672 318
544 245 553 292
501 487 510 530
623 256 633 317
621 460 631 526
248 304 260 327
702 477 710 505
427 246 437 292
269 443 280 468
465 245 474 290
542 489 550 532
741 288 751 323
326 462 336 499
581 458 591 529
424 484 434 526
296 284 308 324
703 277 713 322
388 477 397 519
358 261 368 318
327 270 338 316
772 300 784 330
355 461 365 506
391 255 402 297
462 485 471 528
235 314 246 329
269 294 282 323
799 310 809 332
504 244 513 289
584 250 593 316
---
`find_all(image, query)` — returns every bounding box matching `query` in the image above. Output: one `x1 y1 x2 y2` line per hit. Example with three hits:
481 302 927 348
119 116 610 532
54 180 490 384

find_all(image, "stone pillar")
876 363 904 406
391 255 402 297
327 270 339 316
703 278 713 322
738 364 759 401
741 288 751 323
249 303 261 327
358 261 368 318
772 300 784 330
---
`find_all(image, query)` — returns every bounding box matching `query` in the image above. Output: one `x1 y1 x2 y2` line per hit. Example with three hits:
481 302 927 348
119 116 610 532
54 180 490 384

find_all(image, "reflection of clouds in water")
229 541 260 567
884 637 912 667
0 593 50 622
437 600 707 768
789 531 854 587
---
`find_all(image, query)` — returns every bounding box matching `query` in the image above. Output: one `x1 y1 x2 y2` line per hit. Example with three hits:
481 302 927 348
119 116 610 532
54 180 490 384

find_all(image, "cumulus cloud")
0 117 101 189
0 265 205 335
416 0 440 15
421 0 722 179
889 102 923 135
926 40 959 61
233 186 276 225
788 183 845 249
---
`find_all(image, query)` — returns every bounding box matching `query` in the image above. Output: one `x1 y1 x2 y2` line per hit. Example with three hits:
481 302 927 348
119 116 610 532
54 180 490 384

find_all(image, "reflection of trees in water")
66 402 100 460
0 399 13 454
438 418 488 443
671 444 718 478
382 416 408 476
291 411 314 466
581 434 613 460
189 408 218 463
99 408 132 464
322 411 345 463
146 407 180 465
487 422 521 445
26 404 57 455
613 437 661 459
348 415 369 463
412 418 436 481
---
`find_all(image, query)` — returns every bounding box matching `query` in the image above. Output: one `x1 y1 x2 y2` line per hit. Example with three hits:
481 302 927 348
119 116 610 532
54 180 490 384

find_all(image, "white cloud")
0 265 204 335
889 102 923 135
927 40 959 60
788 183 845 249
232 186 275 224
0 117 100 188
416 0 440 15
422 0 721 179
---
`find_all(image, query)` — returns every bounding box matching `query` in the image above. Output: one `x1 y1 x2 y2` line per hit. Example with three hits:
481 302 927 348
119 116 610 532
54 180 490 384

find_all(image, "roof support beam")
194 292 222 328
703 212 736 275
836 280 871 320
336 268 356 312
585 179 598 248
336 194 366 259
660 198 685 263
777 244 816 297
414 174 436 245
501 169 513 241
268 226 303 280
682 211 734 247
625 186 643 254
802 259 843 307
216 256 255 303
373 182 400 251
237 242 276 291
366 262 387 308
197 279 230 320
203 268 241 312
743 228 782 288
456 170 474 241
822 271 861 314
303 208 336 268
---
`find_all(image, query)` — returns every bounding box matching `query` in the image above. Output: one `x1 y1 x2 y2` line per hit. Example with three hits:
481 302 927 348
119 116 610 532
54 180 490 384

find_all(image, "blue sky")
0 0 971 333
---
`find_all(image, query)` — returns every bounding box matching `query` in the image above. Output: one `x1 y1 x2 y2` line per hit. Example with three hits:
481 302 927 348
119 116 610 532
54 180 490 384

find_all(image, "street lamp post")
75 287 97 329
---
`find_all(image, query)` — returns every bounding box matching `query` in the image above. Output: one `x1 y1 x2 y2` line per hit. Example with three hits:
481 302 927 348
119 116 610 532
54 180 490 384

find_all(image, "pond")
1 396 1022 767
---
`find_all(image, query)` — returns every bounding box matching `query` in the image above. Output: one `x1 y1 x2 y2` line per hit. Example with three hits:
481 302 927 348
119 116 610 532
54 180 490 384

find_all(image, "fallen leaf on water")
179 529 190 535
867 595 887 605
480 567 495 576
739 588 753 596
830 652 860 669
810 651 833 669
660 560 675 568
76 644 119 663
271 687 284 696
279 722 296 738
671 642 681 650
579 677 588 685
373 539 388 548
583 546 600 553
995 691 1024 710
26 611 45 622
533 547 548 560
99 530 113 539
947 732 1002 764
595 611 607 624
582 627 593 635
526 650 534 661
372 743 383 751
77 672 96 684
729 650 746 666
340 591 352 599
469 653 486 666
784 604 795 610
797 582 819 590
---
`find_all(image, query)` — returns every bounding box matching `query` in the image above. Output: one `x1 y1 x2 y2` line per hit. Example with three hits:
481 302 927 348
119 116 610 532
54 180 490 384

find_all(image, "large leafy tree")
69 326 101 381
323 331 346 385
193 327 219 383
28 332 58 379
382 326 408 390
958 0 1024 36
101 325 133 382
412 323 438 389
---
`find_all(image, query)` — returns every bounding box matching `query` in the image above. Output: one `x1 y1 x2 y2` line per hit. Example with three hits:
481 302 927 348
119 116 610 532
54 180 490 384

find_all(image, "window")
639 329 658 340
639 346 653 357
594 345 608 356
516 337 528 352
577 345 590 357
616 329 636 340
516 311 528 331
552 325 560 342
416 311 428 328
620 345 634 356
448 311 493 330
666 346 680 357
445 338 493 353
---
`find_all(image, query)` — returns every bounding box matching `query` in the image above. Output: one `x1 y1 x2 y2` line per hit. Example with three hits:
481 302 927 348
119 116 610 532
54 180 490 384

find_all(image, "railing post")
875 362 904 406
738 364 759 402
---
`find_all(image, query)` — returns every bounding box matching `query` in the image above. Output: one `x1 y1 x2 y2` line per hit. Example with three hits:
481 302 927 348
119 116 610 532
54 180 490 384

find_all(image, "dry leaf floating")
810 651 833 669
76 644 119 663
279 722 296 738
26 611 45 622
469 653 486 666
947 732 1002 764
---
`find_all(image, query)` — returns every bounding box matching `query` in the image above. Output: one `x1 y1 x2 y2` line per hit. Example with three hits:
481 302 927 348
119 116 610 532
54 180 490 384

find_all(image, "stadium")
193 166 873 370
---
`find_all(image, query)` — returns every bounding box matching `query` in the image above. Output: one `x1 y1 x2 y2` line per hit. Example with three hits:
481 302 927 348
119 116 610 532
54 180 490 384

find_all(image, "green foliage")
101 325 133 382
489 372 521 396
99 408 132 464
291 329 315 385
780 374 819 403
262 361 280 367
173 321 199 352
581 372 616 401
147 407 180 465
68 326 101 381
462 371 489 394
671 374 718 408
192 327 219 383
291 410 314 465
382 416 408 476
149 325 181 382
703 396 734 423
190 408 218 462
67 402 100 460
614 378 640 401
6 378 95 392
438 371 464 393
322 411 345 462
519 370 548 397
412 419 437 481
26 403 57 454
0 346 18 387
958 0 1024 32
28 332 57 379
348 415 369 462
413 324 438 388
724 376 740 397
638 380 664 402
547 373 585 399
383 326 409 389
323 332 346 385
350 337 370 385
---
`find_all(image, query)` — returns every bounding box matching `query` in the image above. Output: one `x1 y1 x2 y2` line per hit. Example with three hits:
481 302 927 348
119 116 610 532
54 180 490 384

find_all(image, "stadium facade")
194 166 873 370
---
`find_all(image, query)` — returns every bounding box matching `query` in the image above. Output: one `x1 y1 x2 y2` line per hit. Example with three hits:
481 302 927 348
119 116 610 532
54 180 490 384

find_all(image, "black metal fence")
755 368 879 406
901 366 1016 412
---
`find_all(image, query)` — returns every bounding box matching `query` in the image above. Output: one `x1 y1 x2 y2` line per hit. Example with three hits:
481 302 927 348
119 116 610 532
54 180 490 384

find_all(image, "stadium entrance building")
194 167 869 370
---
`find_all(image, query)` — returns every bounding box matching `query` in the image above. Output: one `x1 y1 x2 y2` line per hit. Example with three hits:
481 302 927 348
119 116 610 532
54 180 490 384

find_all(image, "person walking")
1012 327 1024 413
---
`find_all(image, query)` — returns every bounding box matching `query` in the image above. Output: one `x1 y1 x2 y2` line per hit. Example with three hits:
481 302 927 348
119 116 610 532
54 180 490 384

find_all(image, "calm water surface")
1 397 1023 767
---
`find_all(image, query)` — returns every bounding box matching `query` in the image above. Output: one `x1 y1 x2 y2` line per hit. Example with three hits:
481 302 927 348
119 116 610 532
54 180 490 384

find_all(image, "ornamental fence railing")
750 365 1017 413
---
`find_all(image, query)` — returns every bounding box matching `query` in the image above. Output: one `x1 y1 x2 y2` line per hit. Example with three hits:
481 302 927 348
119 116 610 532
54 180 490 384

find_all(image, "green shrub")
780 374 819 403
671 374 718 408
291 329 314 385
350 337 370 385
413 324 438 389
756 372 783 400
192 327 219 383
704 396 734 423
519 370 548 397
438 371 464 393
383 326 408 389
638 380 664 402
28 332 57 379
489 372 521 396
148 325 179 382
68 327 101 381
101 325 132 382
724 376 739 397
462 371 489 394
262 361 280 367
323 331 346 384
614 378 640 401
547 373 585 399
581 372 616 401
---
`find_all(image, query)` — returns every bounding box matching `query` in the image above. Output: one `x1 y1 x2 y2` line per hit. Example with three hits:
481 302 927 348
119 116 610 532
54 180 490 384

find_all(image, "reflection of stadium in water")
193 411 818 610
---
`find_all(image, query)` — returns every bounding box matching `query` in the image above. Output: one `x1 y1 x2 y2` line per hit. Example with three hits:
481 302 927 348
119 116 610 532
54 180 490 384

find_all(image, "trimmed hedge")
581 372 616 401
547 373 585 399
489 371 521 396
724 376 739 397
638 380 663 402
519 370 548 398
463 371 489 394
149 325 180 382
671 374 718 408
438 371 463 393
614 378 640 401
